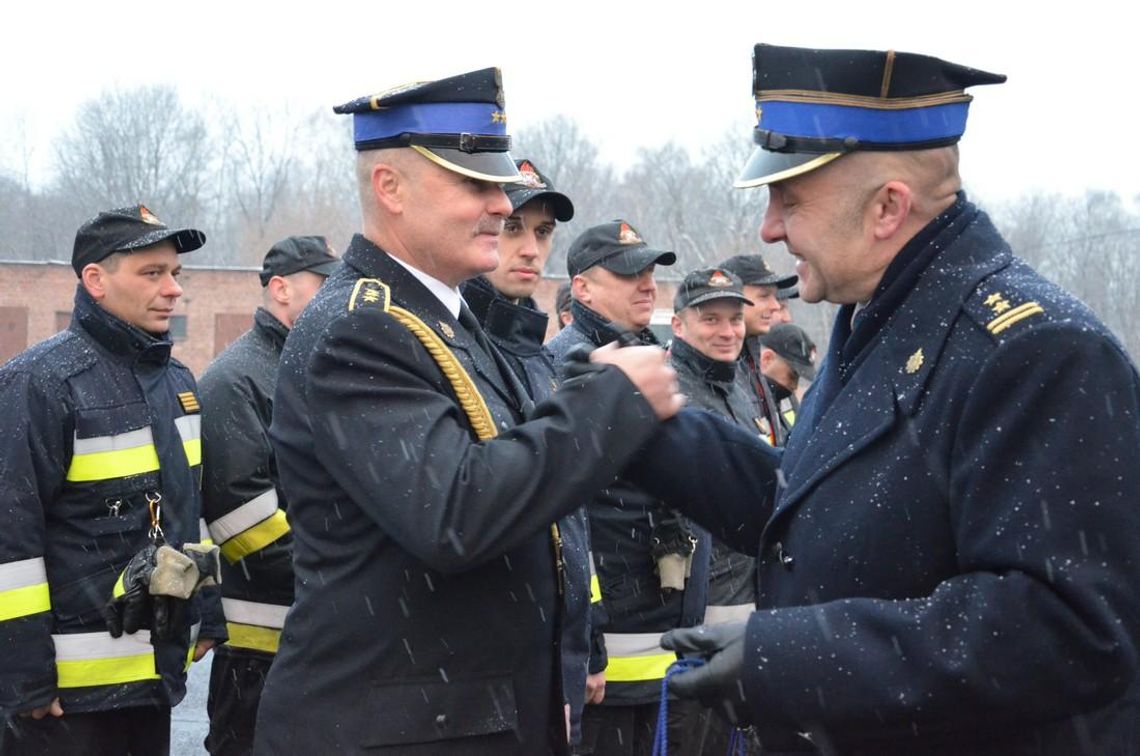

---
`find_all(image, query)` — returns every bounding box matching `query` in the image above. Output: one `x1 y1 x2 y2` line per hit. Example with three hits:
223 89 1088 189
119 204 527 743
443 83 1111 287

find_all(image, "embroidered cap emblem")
617 223 642 245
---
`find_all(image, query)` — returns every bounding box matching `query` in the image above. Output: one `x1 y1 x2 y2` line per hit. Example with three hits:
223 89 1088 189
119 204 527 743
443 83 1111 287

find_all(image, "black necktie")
458 303 495 359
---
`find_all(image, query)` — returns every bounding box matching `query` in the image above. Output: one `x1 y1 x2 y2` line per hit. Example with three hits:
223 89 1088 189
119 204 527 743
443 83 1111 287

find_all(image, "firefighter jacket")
667 337 759 626
200 307 293 658
546 302 711 706
0 285 222 718
253 237 663 755
462 275 593 744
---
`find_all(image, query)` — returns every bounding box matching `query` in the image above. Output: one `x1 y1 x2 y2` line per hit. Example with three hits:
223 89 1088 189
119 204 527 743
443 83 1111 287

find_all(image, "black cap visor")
597 247 676 275
682 290 753 309
411 145 522 183
505 188 575 221
734 147 842 188
120 227 206 255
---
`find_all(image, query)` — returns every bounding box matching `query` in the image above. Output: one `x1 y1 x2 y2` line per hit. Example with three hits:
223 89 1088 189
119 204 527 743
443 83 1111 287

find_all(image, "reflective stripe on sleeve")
198 518 213 546
208 489 290 562
53 631 160 688
176 415 202 467
0 557 51 621
703 603 754 626
588 551 602 604
222 599 288 654
67 427 159 482
603 631 677 682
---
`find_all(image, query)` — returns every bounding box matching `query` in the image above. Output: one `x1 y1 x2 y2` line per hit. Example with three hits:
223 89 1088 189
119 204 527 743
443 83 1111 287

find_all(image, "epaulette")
348 278 391 313
962 278 1047 342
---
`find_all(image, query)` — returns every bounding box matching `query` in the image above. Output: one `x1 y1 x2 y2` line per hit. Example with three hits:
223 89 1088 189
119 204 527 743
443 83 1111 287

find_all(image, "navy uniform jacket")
461 275 594 745
254 236 662 755
0 287 220 718
627 197 1140 754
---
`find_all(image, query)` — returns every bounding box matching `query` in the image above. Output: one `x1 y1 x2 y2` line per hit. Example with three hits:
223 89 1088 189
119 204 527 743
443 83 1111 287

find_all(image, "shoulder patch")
178 391 201 414
348 278 391 313
964 283 1046 340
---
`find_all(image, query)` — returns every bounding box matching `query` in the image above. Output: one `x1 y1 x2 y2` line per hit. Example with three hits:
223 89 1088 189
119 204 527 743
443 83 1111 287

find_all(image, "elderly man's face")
400 157 513 287
672 299 746 363
759 160 876 305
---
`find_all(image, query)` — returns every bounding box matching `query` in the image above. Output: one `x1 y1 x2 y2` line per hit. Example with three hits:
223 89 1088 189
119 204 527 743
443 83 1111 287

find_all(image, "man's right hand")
585 671 606 704
591 343 684 420
19 698 63 719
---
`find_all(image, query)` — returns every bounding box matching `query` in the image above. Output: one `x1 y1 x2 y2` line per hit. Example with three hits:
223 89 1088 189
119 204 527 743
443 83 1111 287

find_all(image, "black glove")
102 544 159 638
660 621 752 726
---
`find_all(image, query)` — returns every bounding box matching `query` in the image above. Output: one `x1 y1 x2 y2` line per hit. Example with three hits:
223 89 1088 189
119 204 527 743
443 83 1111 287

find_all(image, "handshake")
102 543 221 641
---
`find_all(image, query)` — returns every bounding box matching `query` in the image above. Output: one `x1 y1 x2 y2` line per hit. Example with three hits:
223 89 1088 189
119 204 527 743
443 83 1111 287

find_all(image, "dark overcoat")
254 236 660 755
627 198 1140 754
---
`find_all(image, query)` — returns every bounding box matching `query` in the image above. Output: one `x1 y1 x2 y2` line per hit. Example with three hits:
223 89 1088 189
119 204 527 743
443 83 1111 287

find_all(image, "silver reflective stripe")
603 631 668 657
703 603 754 626
222 598 289 630
72 427 153 455
53 630 154 659
198 519 211 542
208 489 278 543
588 551 597 577
189 621 201 646
175 414 201 443
0 557 47 591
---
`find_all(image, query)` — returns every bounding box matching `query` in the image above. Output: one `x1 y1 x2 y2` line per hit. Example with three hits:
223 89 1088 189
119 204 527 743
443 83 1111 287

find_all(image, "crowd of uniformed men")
2 41 1139 756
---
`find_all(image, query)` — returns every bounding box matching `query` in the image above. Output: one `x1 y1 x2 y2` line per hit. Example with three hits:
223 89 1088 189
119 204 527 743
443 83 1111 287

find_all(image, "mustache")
474 217 504 236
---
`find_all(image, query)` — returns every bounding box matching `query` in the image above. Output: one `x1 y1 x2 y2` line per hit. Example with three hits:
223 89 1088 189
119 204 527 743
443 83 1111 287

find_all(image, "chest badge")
905 348 924 375
178 391 201 413
439 322 455 339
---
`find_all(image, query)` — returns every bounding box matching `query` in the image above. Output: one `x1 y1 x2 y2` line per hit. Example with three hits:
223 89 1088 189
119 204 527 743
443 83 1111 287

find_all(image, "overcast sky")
2 0 1135 205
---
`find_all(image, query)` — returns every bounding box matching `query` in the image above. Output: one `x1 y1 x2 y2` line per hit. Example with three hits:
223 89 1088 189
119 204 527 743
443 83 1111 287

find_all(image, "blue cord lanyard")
651 658 749 756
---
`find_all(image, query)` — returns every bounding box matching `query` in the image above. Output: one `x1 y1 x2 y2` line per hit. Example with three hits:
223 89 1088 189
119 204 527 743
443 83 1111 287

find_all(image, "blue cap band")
758 100 970 146
353 102 506 145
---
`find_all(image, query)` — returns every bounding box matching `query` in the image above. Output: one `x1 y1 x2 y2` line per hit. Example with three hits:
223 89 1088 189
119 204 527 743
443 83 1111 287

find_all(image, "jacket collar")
71 285 172 365
253 307 290 351
569 301 660 347
670 337 738 385
461 276 549 356
774 197 1013 525
342 235 529 414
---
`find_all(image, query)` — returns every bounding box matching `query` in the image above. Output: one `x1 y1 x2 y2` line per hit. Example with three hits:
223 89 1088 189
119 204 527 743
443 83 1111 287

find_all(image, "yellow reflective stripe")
112 570 127 599
67 444 160 481
183 621 201 672
222 598 288 630
176 415 202 467
219 510 291 562
0 558 51 621
226 622 280 654
604 652 677 682
603 631 677 681
198 519 213 546
589 575 602 604
53 632 159 688
783 409 796 426
0 583 51 621
209 489 279 543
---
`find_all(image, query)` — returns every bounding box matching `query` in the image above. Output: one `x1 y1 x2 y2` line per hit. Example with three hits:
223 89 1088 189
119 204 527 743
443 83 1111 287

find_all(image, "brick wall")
1 261 679 376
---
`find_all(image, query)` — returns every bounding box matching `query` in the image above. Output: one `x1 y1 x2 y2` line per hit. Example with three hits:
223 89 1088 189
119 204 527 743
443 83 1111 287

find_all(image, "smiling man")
625 44 1140 754
0 205 224 756
254 70 683 756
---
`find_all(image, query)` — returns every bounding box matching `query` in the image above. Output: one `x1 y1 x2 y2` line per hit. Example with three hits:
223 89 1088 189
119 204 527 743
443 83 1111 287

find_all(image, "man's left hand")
193 638 217 662
661 622 752 726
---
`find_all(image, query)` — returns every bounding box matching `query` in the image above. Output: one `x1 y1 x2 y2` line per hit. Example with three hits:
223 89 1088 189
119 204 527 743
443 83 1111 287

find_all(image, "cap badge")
439 322 456 339
139 206 162 226
905 348 924 375
708 271 733 287
518 162 546 189
618 223 642 245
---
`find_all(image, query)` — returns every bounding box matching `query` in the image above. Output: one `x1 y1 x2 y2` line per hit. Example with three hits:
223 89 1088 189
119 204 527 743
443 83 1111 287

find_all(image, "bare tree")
53 85 214 231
